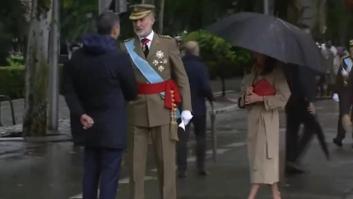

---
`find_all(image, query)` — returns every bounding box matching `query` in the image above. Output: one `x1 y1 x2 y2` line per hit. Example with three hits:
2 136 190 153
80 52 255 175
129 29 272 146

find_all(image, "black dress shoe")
333 138 343 147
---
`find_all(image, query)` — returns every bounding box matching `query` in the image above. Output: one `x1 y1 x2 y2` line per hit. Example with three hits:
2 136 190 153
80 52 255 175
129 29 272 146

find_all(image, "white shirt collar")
139 31 154 48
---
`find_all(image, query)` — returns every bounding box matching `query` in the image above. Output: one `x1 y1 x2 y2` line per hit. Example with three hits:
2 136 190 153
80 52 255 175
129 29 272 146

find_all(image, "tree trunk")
48 0 60 131
159 0 165 34
23 0 51 136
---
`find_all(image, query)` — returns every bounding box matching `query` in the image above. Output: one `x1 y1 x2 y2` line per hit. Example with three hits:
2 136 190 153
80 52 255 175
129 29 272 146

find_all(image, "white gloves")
332 93 339 102
178 110 193 131
341 69 349 77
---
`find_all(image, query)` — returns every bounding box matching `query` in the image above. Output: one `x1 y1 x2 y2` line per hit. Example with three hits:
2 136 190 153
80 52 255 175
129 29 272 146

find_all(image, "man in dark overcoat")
63 12 137 199
177 41 214 177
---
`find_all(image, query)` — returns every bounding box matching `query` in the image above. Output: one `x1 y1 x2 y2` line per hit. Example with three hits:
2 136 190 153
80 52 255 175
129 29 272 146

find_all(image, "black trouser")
177 114 207 172
83 147 123 199
335 87 353 141
286 97 325 162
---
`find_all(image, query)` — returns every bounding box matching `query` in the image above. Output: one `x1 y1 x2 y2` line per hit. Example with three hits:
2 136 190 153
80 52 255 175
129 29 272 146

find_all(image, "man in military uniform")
124 4 192 199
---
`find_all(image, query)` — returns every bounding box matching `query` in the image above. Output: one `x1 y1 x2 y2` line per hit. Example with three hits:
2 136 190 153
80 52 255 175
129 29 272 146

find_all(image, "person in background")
284 64 327 174
239 52 290 199
333 40 353 147
318 42 334 97
63 12 137 199
177 41 214 178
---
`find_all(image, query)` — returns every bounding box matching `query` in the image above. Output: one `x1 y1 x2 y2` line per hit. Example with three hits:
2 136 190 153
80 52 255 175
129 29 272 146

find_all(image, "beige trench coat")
241 67 290 184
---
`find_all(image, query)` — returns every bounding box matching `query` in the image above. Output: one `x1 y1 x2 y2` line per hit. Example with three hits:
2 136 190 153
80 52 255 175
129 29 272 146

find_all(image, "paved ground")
0 78 353 199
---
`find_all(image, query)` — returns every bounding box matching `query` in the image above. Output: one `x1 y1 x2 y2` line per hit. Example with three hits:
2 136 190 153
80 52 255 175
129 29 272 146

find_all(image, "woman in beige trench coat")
239 52 290 199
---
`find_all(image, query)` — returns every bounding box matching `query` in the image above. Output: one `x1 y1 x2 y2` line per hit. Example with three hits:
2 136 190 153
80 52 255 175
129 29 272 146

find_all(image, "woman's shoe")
333 138 343 147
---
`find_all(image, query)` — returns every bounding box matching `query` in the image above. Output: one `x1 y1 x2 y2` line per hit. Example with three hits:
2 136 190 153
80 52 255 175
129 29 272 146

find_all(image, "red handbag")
252 79 276 96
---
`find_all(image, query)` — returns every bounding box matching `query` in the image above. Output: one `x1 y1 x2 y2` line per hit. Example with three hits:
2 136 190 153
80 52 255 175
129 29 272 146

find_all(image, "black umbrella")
297 114 330 160
207 12 324 73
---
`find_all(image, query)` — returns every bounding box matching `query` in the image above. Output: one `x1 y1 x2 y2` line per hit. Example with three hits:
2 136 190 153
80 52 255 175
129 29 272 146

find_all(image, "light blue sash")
124 39 163 84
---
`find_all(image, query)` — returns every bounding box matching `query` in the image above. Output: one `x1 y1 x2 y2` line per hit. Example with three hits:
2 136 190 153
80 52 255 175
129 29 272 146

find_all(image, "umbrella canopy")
208 12 324 73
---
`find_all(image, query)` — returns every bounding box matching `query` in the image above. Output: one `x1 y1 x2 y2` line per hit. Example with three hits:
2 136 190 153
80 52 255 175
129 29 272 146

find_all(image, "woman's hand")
246 86 254 95
245 89 264 105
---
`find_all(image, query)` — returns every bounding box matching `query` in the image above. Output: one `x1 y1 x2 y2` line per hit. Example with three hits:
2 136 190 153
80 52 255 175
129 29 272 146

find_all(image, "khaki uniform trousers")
129 124 177 199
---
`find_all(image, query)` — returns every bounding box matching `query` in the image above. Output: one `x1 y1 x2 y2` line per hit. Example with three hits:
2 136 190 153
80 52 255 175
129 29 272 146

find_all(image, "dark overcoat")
63 34 137 149
182 54 214 116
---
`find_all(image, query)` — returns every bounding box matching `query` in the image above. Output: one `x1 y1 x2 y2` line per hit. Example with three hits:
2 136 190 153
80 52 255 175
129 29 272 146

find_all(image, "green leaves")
183 30 251 78
0 66 25 98
6 52 24 68
0 0 27 65
61 0 98 41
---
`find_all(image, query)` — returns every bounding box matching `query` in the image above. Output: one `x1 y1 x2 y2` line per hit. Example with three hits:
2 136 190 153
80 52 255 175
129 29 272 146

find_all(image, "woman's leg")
271 183 281 199
247 183 260 199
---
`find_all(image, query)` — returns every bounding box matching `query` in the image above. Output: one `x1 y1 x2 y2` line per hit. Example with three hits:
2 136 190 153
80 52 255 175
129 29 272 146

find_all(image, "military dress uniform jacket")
126 34 192 128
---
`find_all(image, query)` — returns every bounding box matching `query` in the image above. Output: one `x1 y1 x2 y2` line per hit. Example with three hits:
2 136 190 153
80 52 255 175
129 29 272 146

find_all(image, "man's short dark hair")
97 12 120 35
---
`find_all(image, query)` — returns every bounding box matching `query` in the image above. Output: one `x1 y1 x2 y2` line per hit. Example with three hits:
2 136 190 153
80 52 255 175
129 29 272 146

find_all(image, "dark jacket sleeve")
62 59 85 116
299 67 317 102
199 62 214 102
117 53 138 101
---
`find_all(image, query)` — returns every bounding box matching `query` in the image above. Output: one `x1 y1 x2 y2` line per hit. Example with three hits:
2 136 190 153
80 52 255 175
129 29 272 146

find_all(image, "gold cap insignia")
129 4 155 20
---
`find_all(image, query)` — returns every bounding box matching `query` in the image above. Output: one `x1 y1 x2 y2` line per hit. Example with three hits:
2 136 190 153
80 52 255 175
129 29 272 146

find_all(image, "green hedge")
0 65 64 99
183 30 252 79
0 66 25 99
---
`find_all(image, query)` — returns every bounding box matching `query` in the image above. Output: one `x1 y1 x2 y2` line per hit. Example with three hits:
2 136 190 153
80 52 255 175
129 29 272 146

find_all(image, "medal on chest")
153 50 168 72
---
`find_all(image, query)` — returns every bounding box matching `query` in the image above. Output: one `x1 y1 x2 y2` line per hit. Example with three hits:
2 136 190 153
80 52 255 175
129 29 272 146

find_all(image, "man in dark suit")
177 41 214 178
63 12 137 199
284 65 328 174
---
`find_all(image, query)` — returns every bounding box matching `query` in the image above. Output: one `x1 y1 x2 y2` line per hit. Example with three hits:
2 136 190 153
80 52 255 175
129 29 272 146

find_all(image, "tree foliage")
0 0 27 65
326 0 353 46
183 30 251 78
61 0 98 42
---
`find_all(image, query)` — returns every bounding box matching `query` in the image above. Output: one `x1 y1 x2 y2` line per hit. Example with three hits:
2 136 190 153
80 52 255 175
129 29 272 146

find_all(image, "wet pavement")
1 85 353 198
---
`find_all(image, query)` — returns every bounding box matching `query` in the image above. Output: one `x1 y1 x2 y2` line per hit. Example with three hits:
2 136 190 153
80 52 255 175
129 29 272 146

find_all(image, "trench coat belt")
138 79 181 110
261 115 274 159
